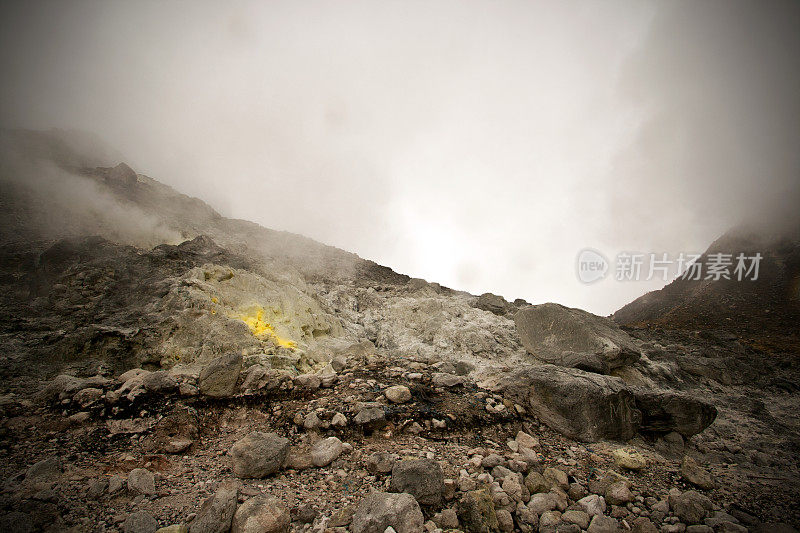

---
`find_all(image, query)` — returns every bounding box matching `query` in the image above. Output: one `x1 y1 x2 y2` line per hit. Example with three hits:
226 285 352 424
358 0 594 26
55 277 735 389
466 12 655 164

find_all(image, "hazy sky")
1 0 798 314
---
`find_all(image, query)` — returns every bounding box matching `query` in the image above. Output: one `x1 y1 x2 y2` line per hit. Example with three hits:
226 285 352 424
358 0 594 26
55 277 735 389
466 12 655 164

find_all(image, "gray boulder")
502 365 641 441
198 353 243 397
388 458 445 507
633 390 716 437
514 303 641 373
475 293 510 315
231 495 290 533
189 486 238 533
351 492 424 533
229 432 289 478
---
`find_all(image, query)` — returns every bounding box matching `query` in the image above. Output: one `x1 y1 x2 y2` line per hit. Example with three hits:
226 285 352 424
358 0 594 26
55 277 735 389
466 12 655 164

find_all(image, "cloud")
1 0 797 314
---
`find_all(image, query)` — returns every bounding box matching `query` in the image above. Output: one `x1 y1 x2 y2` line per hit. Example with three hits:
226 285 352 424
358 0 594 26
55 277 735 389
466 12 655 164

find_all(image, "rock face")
388 458 445 507
189 486 238 533
350 492 424 533
229 432 289 478
502 365 641 441
514 303 641 373
231 495 290 533
198 353 243 398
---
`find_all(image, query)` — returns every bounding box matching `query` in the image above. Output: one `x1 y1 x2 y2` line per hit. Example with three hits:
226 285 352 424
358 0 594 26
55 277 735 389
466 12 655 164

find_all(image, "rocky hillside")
0 129 797 533
613 228 800 349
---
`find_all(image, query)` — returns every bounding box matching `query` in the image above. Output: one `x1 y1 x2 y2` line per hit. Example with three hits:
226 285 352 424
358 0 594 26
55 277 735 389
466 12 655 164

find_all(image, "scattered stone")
73 387 103 407
351 492 424 533
680 456 715 490
26 457 61 483
528 493 559 515
189 486 238 533
291 504 318 524
156 526 188 533
669 490 713 525
538 510 562 531
366 452 399 474
630 517 659 533
389 458 444 507
577 495 607 517
515 431 539 449
605 481 634 505
124 511 158 533
586 514 620 533
543 467 569 490
431 373 465 387
495 508 514 532
231 495 290 533
562 510 590 529
459 489 498 533
354 406 386 428
294 374 322 390
311 437 344 467
524 471 549 494
229 432 290 478
385 385 412 404
613 448 647 470
127 468 156 496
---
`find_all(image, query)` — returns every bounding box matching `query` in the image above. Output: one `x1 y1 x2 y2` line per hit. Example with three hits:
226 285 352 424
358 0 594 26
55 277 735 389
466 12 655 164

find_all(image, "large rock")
502 365 641 441
514 303 641 373
388 458 445 507
229 432 289 478
351 492 424 533
231 495 290 533
199 353 243 397
475 293 510 315
633 390 716 437
189 486 238 533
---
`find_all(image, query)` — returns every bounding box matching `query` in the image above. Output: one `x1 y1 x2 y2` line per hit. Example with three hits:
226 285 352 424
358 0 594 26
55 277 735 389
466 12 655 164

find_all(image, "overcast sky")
1 0 799 314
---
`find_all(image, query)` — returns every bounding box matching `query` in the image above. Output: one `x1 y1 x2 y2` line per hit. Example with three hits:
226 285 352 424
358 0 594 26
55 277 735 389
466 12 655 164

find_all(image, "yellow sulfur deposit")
237 306 297 349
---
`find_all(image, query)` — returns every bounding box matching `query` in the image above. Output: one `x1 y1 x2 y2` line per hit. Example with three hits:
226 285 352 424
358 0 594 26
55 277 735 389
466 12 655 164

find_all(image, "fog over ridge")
1 0 798 314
